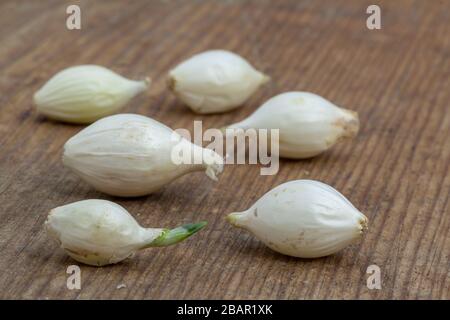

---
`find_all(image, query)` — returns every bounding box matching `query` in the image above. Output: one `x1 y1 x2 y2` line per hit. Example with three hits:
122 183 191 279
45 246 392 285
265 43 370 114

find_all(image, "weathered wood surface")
0 0 448 299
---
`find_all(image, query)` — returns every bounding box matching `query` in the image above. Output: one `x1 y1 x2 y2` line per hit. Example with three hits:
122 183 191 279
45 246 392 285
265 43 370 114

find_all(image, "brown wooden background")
0 0 448 299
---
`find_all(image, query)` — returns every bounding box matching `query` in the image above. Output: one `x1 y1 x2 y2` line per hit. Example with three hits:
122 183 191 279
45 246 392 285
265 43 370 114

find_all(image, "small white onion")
46 199 207 266
168 50 269 114
63 114 223 197
34 65 150 123
227 180 368 258
226 92 360 158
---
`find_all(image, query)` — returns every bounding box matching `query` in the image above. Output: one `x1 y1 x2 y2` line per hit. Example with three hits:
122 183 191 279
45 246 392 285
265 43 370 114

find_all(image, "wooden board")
0 0 448 299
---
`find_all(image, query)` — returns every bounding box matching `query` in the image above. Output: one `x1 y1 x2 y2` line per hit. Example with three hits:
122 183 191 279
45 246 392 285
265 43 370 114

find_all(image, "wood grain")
0 0 448 299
